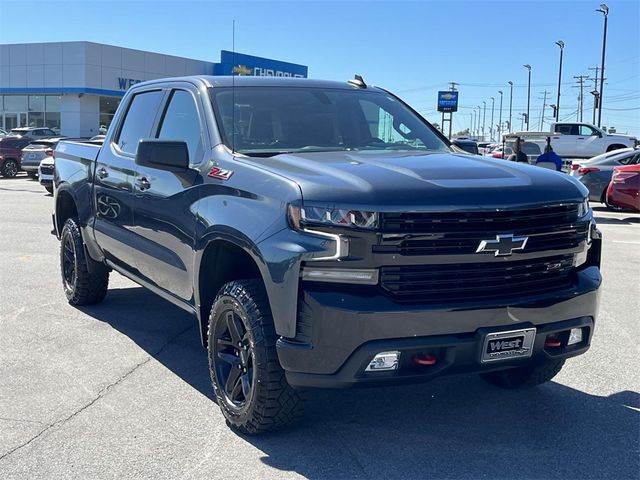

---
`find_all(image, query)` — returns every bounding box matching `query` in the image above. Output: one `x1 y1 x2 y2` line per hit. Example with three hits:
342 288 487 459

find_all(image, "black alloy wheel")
213 309 255 410
62 232 77 292
1 159 19 178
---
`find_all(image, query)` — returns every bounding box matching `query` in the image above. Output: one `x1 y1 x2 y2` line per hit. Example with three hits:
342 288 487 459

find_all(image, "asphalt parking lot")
0 174 638 480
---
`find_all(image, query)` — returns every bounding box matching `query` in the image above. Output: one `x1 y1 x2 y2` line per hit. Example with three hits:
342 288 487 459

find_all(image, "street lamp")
471 110 476 137
490 97 495 142
498 90 503 141
523 64 532 130
555 40 564 121
596 3 608 127
482 101 486 141
508 81 513 133
477 105 482 139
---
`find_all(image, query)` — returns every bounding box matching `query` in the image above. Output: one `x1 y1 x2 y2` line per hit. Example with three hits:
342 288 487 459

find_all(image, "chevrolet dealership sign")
215 51 308 78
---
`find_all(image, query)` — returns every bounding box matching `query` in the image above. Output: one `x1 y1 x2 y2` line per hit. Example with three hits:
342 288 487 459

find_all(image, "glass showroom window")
2 95 29 129
28 95 46 127
100 96 121 132
45 96 62 131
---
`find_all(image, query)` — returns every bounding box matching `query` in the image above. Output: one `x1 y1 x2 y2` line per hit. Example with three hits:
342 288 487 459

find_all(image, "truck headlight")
288 205 378 230
577 198 590 218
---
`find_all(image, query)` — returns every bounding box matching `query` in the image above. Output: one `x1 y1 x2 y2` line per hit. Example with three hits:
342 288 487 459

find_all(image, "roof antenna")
348 74 367 88
232 19 236 154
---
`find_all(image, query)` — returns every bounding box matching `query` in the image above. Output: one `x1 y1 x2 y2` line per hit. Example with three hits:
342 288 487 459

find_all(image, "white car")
38 155 54 194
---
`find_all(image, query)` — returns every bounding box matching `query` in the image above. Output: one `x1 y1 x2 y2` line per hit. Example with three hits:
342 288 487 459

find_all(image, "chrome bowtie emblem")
476 234 529 256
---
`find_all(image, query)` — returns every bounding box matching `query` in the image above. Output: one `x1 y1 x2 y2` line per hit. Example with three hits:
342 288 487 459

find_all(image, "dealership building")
0 41 308 137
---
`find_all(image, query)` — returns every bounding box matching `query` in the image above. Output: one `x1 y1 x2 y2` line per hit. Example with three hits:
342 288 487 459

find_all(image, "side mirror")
135 139 189 171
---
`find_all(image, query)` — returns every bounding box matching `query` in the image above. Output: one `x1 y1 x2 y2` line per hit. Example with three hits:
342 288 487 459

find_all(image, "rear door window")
116 90 164 155
556 124 578 135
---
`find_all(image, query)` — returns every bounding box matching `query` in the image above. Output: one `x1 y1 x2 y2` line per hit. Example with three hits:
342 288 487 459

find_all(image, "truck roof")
134 75 383 92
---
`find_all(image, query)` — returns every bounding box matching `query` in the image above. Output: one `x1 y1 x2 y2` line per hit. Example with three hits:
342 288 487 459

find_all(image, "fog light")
567 328 583 346
301 267 379 285
365 351 400 371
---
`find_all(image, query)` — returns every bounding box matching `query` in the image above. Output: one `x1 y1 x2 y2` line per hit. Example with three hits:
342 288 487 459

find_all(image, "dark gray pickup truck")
53 76 602 433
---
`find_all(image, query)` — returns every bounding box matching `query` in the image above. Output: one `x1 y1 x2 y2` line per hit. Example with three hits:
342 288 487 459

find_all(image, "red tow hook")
545 335 562 348
414 354 437 366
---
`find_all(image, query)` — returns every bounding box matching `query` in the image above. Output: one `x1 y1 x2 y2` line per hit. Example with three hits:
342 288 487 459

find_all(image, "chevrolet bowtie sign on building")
215 51 308 78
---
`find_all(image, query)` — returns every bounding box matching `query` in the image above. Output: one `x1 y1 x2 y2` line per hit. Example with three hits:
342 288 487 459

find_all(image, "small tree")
454 128 470 136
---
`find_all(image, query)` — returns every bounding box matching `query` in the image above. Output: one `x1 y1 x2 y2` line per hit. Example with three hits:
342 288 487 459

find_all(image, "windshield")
209 86 450 157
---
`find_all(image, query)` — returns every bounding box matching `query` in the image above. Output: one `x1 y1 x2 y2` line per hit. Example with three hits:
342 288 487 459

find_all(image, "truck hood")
241 151 588 209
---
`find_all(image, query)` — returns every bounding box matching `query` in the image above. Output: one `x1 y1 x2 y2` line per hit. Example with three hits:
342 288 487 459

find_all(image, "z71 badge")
207 167 234 180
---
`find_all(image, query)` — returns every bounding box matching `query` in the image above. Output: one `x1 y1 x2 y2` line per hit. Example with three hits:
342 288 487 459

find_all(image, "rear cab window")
115 90 164 155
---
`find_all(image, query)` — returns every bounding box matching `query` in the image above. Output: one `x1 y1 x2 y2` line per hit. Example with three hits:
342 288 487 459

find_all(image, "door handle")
577 137 585 140
135 177 151 191
96 167 109 179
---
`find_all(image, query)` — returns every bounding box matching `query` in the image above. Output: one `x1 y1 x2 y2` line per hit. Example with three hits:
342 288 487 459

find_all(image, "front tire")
207 279 304 434
1 159 19 178
480 359 565 389
60 218 109 305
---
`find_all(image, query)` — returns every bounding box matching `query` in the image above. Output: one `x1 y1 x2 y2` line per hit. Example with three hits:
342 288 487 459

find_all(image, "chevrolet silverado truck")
53 76 602 433
549 122 636 158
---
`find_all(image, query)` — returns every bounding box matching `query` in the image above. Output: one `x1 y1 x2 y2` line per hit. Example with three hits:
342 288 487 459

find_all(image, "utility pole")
508 81 514 134
596 4 609 127
477 105 482 139
539 90 549 130
573 75 589 122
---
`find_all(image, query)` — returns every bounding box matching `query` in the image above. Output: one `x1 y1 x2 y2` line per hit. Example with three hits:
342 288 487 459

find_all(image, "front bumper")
278 266 601 389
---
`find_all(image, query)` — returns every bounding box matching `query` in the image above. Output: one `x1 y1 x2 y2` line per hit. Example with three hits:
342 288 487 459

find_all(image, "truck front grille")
380 255 575 303
376 204 588 255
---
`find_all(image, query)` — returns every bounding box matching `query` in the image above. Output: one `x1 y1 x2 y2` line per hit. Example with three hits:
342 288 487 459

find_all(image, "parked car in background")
548 122 636 158
0 135 32 177
0 128 8 137
606 165 640 212
573 149 640 203
569 148 636 177
10 127 58 140
451 138 479 155
21 138 66 178
477 142 491 155
38 155 55 194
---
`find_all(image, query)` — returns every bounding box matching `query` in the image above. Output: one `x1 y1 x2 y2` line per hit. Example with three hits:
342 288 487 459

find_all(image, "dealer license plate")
481 328 536 363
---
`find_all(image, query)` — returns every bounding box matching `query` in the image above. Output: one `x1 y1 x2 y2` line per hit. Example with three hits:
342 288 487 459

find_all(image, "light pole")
482 101 486 141
508 81 513 133
523 64 532 130
555 40 564 121
596 4 609 127
490 97 495 141
498 90 503 141
477 105 482 140
471 110 476 137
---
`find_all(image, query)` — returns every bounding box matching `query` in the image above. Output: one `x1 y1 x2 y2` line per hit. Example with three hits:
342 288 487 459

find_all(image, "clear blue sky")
1 0 638 136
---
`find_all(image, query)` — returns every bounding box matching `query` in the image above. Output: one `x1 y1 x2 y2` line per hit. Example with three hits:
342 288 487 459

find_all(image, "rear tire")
1 159 19 178
480 359 565 389
27 171 38 179
60 218 109 305
207 279 304 434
